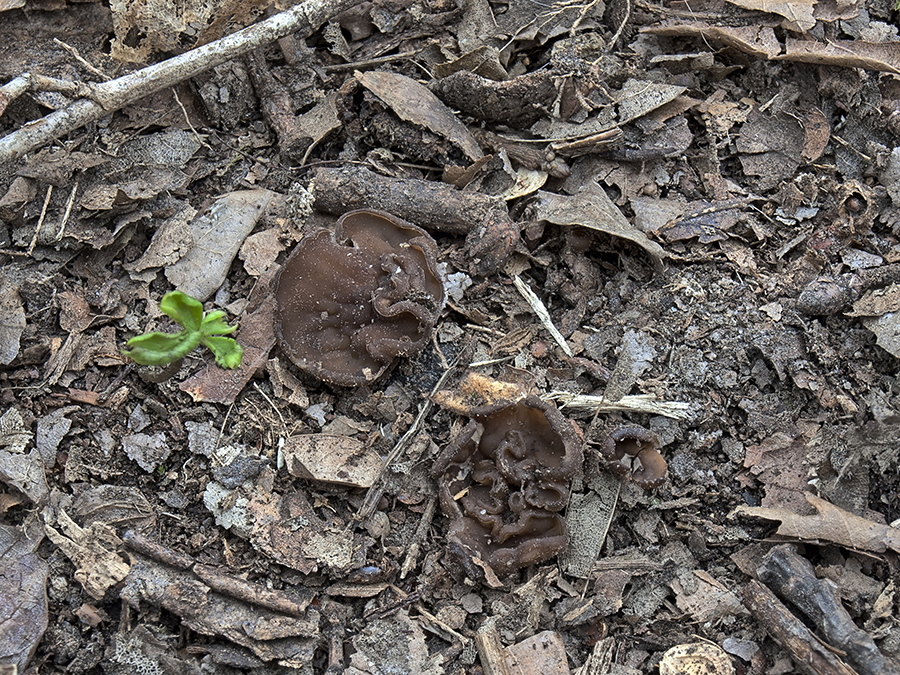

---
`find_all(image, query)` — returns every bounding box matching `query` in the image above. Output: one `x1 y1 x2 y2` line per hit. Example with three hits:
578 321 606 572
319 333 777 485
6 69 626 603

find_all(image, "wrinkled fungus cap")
600 426 667 489
275 209 444 386
432 394 583 582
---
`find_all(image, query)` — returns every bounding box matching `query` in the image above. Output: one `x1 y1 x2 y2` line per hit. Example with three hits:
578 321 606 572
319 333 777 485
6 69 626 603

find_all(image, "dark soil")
2 0 900 674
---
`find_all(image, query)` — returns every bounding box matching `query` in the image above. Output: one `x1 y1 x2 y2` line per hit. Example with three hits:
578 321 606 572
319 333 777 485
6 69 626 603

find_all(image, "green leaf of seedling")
122 330 202 366
123 291 244 369
201 336 245 369
159 291 204 331
200 310 239 336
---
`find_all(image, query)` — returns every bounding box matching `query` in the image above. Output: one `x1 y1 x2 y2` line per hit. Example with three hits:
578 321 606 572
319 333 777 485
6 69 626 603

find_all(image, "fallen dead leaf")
0 280 25 365
283 434 384 488
43 510 129 600
0 408 49 505
641 22 782 60
533 182 667 264
346 610 444 675
356 70 482 162
0 524 48 672
776 37 900 75
743 432 812 512
735 493 900 554
165 189 278 301
726 0 816 31
179 294 275 404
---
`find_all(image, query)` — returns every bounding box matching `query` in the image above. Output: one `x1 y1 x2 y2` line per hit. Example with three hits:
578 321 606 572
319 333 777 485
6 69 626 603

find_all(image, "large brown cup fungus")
432 390 583 582
275 209 445 386
600 426 667 489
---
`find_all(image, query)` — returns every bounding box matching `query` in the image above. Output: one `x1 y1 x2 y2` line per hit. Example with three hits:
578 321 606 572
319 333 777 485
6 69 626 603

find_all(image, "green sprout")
123 291 244 369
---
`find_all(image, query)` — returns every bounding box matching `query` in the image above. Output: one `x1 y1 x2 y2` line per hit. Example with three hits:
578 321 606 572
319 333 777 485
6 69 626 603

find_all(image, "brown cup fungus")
432 395 583 581
600 426 667 489
275 209 445 386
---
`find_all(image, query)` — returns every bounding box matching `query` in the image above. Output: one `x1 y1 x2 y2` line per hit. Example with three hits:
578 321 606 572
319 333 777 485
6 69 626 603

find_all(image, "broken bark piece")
504 630 570 675
740 579 857 675
246 49 312 162
757 544 900 675
120 534 318 663
658 642 734 675
275 209 445 386
312 165 519 275
431 69 557 129
432 381 583 581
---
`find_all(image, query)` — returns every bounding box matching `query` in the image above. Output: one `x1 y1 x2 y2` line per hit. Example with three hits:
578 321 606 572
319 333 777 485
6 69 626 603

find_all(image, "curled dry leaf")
534 183 667 265
735 493 900 554
356 70 482 162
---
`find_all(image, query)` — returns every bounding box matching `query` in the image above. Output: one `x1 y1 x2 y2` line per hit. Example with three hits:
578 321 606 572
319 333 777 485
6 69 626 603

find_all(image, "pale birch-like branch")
512 274 573 357
0 0 356 167
544 391 694 420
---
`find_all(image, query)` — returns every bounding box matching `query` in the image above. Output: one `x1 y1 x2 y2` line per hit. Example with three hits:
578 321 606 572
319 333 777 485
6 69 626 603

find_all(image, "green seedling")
123 291 244 369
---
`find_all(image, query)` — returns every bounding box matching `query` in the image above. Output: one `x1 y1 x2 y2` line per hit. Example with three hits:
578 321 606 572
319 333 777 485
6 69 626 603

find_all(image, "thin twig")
512 274 573 357
55 180 78 241
27 185 53 254
356 363 458 522
605 0 632 53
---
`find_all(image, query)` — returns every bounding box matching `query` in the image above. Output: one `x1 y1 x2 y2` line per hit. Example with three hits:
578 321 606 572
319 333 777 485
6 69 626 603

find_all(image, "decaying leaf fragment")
165 189 279 301
0 280 25 365
847 284 900 358
533 183 667 265
0 524 48 672
725 0 816 32
0 408 49 505
735 493 900 554
355 70 482 162
43 510 129 599
204 475 358 575
346 610 444 675
283 434 383 488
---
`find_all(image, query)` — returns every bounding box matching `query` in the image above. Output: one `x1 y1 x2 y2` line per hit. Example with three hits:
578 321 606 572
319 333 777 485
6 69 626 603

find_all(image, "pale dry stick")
52 38 111 81
54 181 79 241
0 73 90 114
27 185 53 255
544 391 693 420
512 274 574 357
0 0 357 167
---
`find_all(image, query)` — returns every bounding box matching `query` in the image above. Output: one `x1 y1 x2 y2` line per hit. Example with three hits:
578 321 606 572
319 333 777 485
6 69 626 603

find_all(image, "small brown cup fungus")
275 209 445 386
432 395 583 582
600 426 667 489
